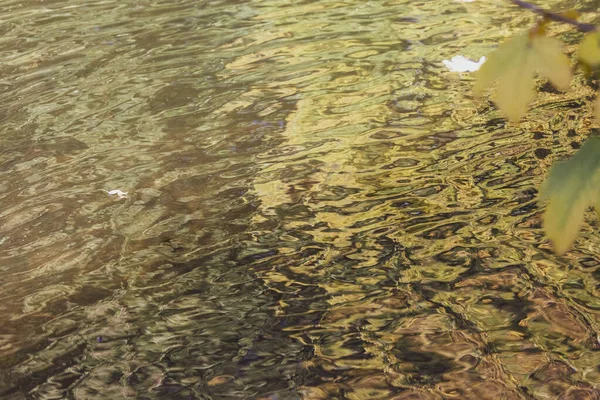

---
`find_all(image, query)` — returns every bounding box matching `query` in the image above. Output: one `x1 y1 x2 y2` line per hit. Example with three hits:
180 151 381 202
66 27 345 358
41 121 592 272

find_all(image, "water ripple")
2 0 600 399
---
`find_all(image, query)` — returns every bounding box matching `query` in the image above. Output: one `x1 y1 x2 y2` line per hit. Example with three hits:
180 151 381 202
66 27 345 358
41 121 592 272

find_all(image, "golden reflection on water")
2 0 600 398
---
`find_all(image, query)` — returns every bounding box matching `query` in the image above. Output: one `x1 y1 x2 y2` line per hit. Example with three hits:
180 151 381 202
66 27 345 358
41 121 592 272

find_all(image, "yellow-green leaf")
578 32 600 68
531 35 571 91
475 32 571 122
474 33 531 97
475 33 535 121
540 136 600 255
494 40 536 122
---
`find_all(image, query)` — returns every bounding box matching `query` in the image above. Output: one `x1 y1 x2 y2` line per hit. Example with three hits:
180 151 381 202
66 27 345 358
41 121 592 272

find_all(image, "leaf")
578 32 600 68
475 31 571 122
540 136 600 255
475 33 536 121
531 35 571 91
562 9 581 22
474 34 531 97
494 40 537 122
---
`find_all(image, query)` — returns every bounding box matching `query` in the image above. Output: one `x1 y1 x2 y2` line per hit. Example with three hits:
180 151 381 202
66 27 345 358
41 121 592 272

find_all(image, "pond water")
2 0 600 398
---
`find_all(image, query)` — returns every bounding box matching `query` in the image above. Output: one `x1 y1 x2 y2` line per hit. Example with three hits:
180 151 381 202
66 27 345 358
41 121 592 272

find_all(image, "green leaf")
540 137 600 255
475 32 571 122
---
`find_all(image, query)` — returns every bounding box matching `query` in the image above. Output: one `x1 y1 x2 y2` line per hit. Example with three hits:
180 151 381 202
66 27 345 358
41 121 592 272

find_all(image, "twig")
511 0 596 32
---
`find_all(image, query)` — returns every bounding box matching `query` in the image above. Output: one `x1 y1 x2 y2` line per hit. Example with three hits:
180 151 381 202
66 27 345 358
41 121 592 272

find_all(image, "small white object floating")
442 55 486 72
106 189 128 199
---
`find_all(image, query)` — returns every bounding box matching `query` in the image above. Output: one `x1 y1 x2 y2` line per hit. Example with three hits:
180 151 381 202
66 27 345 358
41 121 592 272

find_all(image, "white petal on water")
106 189 129 199
442 55 486 72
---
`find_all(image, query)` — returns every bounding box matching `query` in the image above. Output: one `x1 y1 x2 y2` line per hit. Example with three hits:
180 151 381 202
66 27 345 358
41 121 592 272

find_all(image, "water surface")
2 0 600 398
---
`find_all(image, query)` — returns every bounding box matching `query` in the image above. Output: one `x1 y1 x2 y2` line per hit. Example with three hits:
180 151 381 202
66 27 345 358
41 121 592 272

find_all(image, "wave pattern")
1 0 600 398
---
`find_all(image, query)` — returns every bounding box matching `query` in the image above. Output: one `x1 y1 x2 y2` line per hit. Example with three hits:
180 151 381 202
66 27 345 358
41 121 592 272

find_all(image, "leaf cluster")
475 9 600 255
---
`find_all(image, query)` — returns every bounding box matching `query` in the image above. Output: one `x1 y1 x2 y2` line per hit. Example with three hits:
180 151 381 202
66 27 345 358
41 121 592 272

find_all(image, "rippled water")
3 0 600 398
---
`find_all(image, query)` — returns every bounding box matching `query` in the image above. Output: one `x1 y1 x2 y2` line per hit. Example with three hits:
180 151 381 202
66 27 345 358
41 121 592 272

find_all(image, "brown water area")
2 0 600 398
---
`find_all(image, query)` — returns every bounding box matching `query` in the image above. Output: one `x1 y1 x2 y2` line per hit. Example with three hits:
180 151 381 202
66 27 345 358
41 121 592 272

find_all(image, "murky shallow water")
3 0 600 398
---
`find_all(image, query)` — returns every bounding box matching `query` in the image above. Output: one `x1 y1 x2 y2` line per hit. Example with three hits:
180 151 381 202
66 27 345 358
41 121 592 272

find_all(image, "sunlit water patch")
2 0 600 399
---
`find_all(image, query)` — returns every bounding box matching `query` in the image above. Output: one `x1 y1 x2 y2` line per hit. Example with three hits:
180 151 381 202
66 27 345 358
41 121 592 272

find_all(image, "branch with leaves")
475 2 600 254
510 0 596 32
